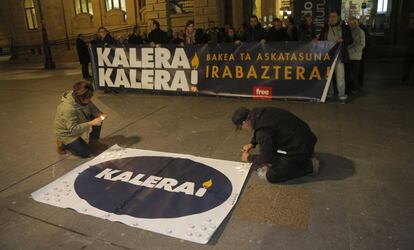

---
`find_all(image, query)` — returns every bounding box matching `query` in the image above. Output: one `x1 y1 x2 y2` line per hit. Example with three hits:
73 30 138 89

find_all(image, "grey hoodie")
54 90 101 144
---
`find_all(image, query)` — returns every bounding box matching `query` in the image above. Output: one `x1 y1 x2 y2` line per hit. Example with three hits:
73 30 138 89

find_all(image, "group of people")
55 79 320 184
76 11 367 102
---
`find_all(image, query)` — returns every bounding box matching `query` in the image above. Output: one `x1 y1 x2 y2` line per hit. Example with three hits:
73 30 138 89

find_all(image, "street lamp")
36 0 55 69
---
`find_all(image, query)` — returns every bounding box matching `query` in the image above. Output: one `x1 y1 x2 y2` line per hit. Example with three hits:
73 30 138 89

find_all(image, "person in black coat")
93 27 118 93
148 19 169 45
94 27 116 46
76 34 91 79
243 15 266 42
232 107 319 183
298 14 317 41
128 26 143 45
267 18 289 42
285 18 299 41
222 27 238 43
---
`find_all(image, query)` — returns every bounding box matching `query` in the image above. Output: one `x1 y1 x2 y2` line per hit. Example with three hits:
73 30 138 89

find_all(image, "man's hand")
242 143 254 153
241 151 250 162
89 117 103 126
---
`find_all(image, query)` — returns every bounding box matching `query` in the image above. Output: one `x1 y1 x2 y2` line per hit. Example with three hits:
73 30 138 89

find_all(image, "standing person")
359 21 368 87
319 11 353 103
267 18 289 42
184 20 196 45
170 30 184 45
299 14 317 41
223 27 238 43
128 26 143 45
94 27 116 46
244 15 266 42
75 34 91 79
148 19 169 45
93 27 118 93
347 17 366 93
206 20 220 43
55 81 108 158
232 107 319 183
285 18 299 41
402 20 414 85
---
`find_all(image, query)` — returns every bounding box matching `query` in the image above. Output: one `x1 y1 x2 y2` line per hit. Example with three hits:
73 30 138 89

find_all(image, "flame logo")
202 179 213 189
191 53 199 69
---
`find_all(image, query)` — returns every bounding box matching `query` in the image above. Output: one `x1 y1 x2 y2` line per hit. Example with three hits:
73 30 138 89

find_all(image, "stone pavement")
0 52 413 250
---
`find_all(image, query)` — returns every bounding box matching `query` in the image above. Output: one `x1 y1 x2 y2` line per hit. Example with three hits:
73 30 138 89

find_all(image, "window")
106 0 126 12
24 0 38 30
74 0 93 15
377 0 388 14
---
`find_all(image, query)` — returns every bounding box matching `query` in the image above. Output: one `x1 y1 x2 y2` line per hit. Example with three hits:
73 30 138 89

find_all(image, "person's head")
77 34 84 40
228 27 235 37
250 15 259 28
172 30 179 38
224 24 231 33
133 26 140 35
208 20 215 29
72 81 94 105
186 20 195 33
328 11 340 25
348 17 359 29
304 14 313 26
97 27 108 39
273 18 283 30
232 107 252 131
287 18 295 28
150 19 160 31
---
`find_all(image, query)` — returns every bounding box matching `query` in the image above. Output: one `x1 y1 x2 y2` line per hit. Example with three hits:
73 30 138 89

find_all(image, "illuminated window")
74 0 93 15
377 0 388 14
24 0 38 30
106 0 126 11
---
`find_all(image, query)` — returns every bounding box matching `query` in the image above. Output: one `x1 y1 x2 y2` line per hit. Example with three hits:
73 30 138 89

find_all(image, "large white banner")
32 145 251 244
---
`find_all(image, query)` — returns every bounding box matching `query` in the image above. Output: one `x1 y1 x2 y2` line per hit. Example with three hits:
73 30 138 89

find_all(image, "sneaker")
309 157 320 176
339 95 348 104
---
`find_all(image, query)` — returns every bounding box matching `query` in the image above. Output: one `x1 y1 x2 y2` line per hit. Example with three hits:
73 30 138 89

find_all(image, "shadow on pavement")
100 135 141 148
284 152 355 185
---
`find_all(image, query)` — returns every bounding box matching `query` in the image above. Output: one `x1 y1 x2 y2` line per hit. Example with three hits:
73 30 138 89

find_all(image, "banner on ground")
32 145 251 244
90 41 340 102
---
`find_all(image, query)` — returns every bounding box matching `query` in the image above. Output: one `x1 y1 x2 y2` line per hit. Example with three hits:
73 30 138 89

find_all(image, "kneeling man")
55 81 107 158
232 107 319 183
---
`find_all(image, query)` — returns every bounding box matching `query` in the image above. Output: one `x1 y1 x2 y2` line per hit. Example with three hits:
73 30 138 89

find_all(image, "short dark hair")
186 20 195 27
273 18 282 23
98 26 107 32
152 19 160 29
250 15 259 21
329 10 340 16
73 81 94 102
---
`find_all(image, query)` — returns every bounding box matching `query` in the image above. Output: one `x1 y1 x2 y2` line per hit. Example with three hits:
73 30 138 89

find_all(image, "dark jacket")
75 38 90 64
148 28 169 44
223 34 238 43
244 24 266 42
319 21 353 63
267 27 289 42
247 107 317 164
128 34 143 45
287 26 299 41
298 23 317 41
93 34 116 46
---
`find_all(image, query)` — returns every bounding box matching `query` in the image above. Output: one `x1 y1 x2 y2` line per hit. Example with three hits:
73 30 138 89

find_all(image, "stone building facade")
0 0 239 62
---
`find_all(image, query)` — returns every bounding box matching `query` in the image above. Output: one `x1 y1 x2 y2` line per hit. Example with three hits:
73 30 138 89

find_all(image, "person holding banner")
319 11 353 103
54 81 107 158
243 15 266 42
148 19 169 45
232 107 319 183
267 18 289 42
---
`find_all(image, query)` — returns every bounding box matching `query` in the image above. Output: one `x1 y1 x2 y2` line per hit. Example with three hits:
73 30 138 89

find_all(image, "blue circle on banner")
74 156 233 218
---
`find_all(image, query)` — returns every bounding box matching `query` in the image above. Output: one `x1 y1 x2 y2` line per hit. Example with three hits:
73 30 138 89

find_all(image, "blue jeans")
65 125 101 158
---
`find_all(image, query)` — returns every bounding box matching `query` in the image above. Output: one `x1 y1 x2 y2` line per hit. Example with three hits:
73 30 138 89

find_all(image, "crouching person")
232 107 319 183
55 81 107 158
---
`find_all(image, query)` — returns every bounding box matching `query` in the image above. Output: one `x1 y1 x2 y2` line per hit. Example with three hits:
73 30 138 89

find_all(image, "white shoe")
309 157 320 176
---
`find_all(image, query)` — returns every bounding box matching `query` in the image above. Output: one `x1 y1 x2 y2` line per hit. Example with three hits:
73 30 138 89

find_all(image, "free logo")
252 86 272 99
74 156 232 219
